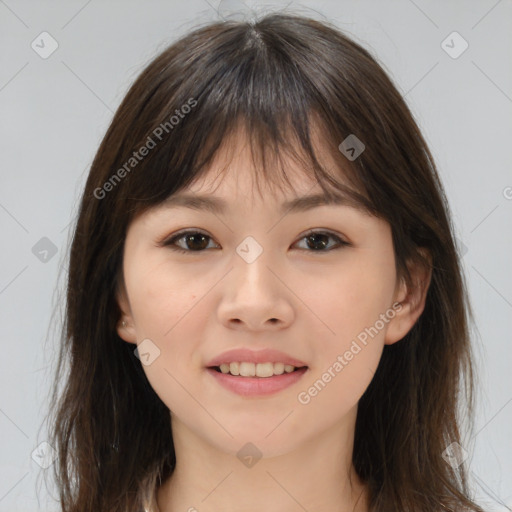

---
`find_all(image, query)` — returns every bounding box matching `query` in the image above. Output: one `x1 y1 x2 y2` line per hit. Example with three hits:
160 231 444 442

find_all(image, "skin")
116 129 431 512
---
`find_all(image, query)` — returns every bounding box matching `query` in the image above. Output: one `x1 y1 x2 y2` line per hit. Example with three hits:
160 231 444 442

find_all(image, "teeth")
274 363 285 375
217 362 299 377
239 362 256 377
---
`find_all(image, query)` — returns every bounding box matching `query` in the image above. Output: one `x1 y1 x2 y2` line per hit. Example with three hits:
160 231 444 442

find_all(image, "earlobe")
384 250 432 345
115 282 137 345
116 317 137 345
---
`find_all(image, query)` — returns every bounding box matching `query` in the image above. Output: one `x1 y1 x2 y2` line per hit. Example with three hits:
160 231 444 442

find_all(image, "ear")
116 278 137 345
384 248 432 345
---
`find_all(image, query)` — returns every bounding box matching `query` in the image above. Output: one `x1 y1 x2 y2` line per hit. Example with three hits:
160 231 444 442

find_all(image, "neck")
157 407 369 512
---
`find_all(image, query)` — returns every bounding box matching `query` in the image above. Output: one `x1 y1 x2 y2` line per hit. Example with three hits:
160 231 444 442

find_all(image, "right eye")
162 230 219 253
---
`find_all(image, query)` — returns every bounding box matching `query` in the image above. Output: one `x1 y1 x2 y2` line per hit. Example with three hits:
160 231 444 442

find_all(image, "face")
116 131 423 458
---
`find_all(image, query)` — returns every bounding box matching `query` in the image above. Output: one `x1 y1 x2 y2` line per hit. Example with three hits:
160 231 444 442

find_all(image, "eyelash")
161 229 350 254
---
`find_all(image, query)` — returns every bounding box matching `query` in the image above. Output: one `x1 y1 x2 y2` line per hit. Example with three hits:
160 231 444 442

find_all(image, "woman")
46 12 485 512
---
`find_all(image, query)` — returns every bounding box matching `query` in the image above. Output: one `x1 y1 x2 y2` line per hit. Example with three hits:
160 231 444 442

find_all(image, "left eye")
295 231 349 251
162 229 349 253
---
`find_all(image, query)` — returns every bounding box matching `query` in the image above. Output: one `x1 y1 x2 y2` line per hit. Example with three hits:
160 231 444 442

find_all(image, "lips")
207 366 308 396
205 348 308 369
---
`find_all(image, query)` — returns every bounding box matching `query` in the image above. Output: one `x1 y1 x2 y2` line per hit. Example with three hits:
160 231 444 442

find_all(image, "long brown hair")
45 12 486 512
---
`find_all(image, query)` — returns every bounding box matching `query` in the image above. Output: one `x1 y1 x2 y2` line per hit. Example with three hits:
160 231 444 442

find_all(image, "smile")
214 361 303 378
206 365 309 397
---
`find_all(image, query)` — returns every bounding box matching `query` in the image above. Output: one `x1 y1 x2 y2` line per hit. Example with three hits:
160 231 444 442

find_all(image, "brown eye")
164 230 218 253
162 229 349 254
181 233 210 251
294 231 349 252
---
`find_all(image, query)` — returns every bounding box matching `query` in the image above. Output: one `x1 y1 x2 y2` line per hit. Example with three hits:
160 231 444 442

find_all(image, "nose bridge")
232 234 277 296
217 234 293 330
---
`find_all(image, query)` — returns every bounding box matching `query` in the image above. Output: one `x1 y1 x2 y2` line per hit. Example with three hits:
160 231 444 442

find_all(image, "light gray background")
0 0 511 510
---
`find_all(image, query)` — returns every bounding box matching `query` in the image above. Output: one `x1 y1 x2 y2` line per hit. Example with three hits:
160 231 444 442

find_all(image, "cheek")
297 252 396 401
124 259 216 405
303 252 396 343
295 281 389 422
126 293 198 418
127 258 205 340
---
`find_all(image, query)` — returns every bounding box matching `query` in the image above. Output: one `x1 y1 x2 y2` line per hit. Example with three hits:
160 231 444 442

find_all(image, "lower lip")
206 367 308 397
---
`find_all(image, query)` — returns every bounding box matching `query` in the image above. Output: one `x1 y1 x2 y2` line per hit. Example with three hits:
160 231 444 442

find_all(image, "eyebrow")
161 192 367 215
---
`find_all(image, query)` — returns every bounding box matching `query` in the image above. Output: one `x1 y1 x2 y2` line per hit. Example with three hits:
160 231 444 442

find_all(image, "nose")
216 245 295 332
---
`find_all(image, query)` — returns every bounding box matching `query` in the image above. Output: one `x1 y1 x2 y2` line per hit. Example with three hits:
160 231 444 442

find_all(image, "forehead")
161 124 370 213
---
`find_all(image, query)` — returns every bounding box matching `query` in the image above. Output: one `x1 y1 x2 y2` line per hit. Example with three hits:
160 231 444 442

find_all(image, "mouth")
204 349 309 396
205 363 309 397
208 362 309 378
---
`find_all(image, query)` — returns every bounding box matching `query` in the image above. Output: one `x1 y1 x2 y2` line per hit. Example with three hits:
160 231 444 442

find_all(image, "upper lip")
206 348 308 368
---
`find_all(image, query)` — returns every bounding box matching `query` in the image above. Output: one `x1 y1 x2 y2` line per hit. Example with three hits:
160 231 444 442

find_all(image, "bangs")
111 19 380 221
169 113 378 215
